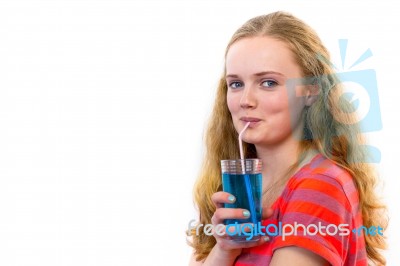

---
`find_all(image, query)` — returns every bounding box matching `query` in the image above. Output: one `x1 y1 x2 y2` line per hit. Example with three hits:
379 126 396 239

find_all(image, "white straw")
239 122 251 172
238 121 257 225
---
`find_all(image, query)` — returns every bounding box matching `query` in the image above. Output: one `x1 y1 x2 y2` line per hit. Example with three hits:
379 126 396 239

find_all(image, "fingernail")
228 195 235 202
264 236 270 242
243 210 250 217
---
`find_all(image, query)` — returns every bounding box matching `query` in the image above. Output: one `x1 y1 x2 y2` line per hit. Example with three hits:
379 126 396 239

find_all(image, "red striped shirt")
234 154 367 266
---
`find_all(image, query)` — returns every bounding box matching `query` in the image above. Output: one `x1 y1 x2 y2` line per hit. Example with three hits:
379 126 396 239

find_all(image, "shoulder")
270 154 365 266
279 154 360 220
289 154 358 204
293 154 354 187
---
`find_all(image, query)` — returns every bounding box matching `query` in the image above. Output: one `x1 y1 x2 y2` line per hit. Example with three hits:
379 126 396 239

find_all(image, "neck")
256 138 319 191
256 137 301 188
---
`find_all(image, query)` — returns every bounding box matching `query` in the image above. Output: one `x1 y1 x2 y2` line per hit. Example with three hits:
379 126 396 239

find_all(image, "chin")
242 137 263 145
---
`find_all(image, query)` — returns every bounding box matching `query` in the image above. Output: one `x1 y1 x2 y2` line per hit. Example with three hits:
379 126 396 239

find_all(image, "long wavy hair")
189 11 387 265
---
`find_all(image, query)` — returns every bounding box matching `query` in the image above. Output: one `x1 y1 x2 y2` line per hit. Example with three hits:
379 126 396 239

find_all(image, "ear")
304 82 319 106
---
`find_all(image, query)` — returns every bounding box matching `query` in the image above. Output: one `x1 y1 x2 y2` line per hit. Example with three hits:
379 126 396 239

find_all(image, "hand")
210 191 273 259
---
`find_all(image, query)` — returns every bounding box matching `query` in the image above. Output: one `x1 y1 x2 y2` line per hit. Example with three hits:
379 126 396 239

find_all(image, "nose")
239 86 256 109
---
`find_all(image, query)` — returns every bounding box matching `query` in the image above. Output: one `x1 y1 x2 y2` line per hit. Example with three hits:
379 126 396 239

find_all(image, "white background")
0 0 399 265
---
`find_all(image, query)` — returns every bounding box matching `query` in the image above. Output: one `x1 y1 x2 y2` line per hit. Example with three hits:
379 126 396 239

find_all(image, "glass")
221 158 262 242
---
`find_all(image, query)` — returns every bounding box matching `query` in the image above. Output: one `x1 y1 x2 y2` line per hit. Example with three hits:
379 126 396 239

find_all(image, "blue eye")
228 81 243 89
261 80 277 87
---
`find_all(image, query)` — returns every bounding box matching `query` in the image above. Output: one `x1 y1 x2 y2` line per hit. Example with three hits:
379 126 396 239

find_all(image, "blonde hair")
189 11 387 265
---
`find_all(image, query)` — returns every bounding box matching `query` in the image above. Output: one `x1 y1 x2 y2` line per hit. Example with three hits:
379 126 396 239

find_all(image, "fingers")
211 208 250 225
215 228 271 250
209 191 273 252
212 192 274 224
234 235 270 249
211 191 236 209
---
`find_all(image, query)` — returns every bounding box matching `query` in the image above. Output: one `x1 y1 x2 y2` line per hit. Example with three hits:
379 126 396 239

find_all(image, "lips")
240 117 261 122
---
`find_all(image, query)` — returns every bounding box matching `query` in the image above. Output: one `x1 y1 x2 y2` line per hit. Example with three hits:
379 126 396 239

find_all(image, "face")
226 36 311 147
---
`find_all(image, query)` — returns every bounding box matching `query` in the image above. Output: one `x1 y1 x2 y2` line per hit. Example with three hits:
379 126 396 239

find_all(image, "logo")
187 219 384 241
287 39 382 163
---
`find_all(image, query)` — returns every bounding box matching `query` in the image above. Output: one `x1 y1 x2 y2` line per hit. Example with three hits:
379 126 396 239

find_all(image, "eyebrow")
225 71 285 79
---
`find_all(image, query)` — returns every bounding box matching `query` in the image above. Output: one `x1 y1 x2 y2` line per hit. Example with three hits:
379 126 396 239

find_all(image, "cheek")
262 94 290 115
263 88 304 118
226 93 238 114
287 94 306 122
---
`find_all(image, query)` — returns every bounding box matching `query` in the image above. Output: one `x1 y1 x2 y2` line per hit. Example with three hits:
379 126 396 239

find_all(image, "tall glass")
221 159 262 242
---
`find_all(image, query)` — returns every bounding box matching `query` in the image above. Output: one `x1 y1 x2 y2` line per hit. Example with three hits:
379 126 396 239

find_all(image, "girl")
188 11 387 266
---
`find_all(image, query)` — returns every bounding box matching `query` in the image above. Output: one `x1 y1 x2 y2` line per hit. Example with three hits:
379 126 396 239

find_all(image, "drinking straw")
238 122 250 165
238 122 257 225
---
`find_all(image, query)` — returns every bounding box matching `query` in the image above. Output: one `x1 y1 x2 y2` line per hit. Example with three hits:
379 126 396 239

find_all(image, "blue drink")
221 159 263 242
222 173 262 225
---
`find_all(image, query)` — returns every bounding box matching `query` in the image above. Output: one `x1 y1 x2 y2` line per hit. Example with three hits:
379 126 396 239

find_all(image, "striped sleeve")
272 173 354 266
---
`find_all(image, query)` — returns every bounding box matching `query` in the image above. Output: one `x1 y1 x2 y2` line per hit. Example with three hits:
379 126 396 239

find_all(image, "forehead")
225 36 301 77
